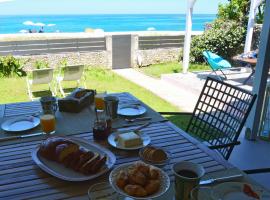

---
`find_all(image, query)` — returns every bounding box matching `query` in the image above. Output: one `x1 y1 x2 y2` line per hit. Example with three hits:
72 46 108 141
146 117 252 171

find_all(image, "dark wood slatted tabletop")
0 97 233 200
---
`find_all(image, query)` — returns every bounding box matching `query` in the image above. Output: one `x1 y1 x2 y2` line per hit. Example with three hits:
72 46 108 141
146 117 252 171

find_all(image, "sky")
0 0 228 15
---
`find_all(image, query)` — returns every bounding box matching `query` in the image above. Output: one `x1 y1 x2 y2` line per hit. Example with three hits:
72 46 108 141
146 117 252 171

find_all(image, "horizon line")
0 13 217 16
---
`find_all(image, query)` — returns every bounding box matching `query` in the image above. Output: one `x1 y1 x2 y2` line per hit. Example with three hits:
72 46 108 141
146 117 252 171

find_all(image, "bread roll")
124 184 147 197
145 180 160 195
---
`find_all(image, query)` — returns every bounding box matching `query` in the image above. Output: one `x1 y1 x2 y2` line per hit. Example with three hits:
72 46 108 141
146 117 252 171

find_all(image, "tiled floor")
229 129 270 189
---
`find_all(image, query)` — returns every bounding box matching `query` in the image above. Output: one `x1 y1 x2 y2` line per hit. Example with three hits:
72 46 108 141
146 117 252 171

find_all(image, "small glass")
95 92 107 111
40 114 56 135
93 110 110 141
88 182 120 200
190 186 212 200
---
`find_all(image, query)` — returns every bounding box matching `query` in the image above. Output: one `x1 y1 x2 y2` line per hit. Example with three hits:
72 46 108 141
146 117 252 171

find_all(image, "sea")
0 14 216 34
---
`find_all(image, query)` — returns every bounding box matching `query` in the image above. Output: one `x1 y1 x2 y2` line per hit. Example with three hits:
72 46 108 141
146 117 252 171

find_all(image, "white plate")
211 182 270 200
109 163 170 200
108 132 151 150
1 116 40 132
31 136 116 182
117 105 146 117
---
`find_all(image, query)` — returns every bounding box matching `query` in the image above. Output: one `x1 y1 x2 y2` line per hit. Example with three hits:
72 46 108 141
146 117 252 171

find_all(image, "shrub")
0 55 26 77
34 60 49 69
190 20 246 63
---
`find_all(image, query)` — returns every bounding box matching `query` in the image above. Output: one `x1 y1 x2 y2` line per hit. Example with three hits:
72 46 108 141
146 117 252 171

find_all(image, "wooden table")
0 95 268 199
232 56 257 85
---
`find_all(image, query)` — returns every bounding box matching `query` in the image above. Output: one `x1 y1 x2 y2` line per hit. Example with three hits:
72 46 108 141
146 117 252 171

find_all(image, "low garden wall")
21 51 111 71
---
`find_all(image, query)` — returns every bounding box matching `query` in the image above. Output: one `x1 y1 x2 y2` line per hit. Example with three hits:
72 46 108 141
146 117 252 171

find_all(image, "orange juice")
40 114 56 134
95 93 106 110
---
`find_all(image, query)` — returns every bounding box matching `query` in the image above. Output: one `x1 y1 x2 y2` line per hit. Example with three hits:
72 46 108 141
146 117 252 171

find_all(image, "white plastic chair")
56 65 86 97
26 68 56 101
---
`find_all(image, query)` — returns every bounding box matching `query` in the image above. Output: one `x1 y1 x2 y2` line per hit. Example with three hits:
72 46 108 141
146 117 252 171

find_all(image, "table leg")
243 65 255 85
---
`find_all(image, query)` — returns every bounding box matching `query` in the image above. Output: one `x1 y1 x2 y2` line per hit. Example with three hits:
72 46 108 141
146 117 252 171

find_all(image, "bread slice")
89 156 107 174
74 151 95 171
80 153 100 174
55 143 79 162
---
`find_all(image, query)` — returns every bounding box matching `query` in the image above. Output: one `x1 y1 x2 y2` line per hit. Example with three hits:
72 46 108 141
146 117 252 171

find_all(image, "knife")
0 132 45 142
199 174 243 185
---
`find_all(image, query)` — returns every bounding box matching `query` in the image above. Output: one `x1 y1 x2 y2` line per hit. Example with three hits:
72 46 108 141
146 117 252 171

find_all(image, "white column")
183 0 196 73
244 0 263 53
247 0 270 140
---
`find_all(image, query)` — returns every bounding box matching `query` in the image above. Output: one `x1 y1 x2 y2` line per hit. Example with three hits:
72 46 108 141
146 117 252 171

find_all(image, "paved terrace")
114 68 270 189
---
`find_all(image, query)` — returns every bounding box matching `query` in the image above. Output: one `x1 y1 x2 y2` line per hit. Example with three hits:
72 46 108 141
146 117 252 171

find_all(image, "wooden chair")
160 77 257 160
56 65 86 97
26 68 56 101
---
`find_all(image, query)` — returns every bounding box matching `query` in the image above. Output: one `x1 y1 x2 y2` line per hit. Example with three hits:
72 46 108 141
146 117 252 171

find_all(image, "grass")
0 67 191 129
138 62 210 78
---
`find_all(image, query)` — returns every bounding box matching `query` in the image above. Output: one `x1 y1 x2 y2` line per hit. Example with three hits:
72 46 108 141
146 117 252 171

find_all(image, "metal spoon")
125 117 151 123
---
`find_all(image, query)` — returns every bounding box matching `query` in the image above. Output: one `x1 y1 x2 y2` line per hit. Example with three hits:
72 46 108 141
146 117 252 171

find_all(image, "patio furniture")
232 53 257 85
56 65 86 97
160 77 257 160
0 92 268 199
203 51 232 81
26 68 55 101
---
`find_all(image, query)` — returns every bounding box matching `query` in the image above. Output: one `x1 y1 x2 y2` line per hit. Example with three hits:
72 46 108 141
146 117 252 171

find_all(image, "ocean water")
0 14 216 34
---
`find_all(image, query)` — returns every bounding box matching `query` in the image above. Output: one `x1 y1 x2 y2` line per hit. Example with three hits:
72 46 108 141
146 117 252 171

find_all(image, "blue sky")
0 0 228 15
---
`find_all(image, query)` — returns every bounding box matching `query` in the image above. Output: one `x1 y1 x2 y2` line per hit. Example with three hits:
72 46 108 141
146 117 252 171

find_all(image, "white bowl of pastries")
109 161 170 199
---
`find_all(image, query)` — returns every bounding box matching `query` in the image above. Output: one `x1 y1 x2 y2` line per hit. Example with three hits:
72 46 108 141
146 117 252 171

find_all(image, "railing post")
105 35 112 69
183 0 197 73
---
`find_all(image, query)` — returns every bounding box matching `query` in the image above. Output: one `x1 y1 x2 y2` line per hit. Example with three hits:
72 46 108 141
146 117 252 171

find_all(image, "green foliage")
190 20 246 63
217 0 250 23
34 60 49 69
0 55 26 77
257 1 266 24
58 58 68 68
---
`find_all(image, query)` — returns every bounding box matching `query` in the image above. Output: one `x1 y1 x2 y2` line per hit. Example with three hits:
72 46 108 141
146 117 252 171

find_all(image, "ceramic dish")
139 146 170 167
32 136 116 181
117 105 146 117
1 116 40 132
211 182 270 200
109 163 170 200
107 131 151 150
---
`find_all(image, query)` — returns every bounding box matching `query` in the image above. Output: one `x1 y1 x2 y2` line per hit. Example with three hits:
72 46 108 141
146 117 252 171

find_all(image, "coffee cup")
172 161 205 200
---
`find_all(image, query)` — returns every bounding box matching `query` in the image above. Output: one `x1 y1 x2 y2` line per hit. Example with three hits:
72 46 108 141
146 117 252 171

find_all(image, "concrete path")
113 69 198 111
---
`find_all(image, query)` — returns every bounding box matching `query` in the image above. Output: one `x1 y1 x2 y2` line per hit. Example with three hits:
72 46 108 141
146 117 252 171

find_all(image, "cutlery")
0 132 46 142
199 174 243 185
125 117 151 123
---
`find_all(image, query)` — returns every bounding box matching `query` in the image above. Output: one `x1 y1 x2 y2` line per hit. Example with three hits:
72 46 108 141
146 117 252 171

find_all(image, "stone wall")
135 48 182 67
21 51 110 71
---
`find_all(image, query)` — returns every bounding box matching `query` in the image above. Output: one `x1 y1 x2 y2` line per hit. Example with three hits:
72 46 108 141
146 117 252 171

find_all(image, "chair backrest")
186 77 257 160
203 51 231 70
32 68 54 85
62 65 85 81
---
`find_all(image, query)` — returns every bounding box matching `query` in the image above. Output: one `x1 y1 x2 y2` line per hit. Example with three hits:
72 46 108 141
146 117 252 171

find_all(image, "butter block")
118 132 143 147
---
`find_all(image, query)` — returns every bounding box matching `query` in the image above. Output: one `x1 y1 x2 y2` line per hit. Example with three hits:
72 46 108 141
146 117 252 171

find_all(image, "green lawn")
0 67 191 129
138 62 210 78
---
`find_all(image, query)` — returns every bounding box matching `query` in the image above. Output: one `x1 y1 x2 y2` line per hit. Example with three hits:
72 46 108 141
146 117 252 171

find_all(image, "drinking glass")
40 114 56 134
95 92 107 111
190 186 212 200
88 182 121 200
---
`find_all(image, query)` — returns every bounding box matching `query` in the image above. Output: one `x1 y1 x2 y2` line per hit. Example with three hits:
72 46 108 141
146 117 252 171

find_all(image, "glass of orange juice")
40 114 56 134
95 92 107 111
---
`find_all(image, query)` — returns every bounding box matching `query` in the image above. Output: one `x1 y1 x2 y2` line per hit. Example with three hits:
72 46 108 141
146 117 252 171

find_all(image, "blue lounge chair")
203 51 232 81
